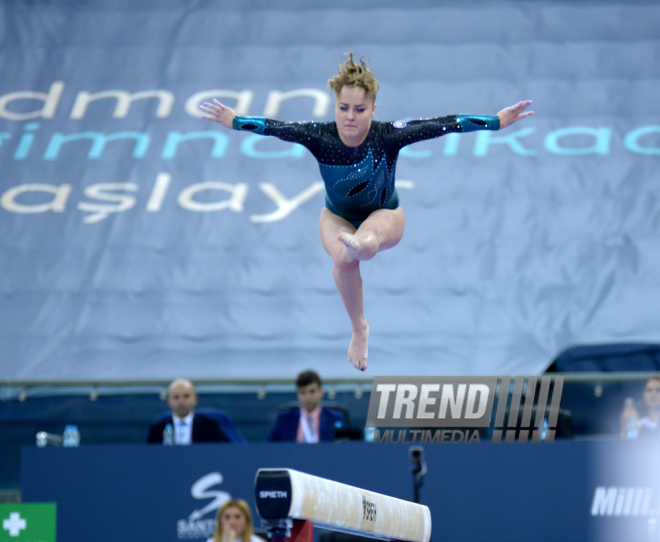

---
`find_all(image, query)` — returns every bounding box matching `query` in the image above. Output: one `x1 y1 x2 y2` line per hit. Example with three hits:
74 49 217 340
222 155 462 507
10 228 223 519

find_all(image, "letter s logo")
188 472 231 520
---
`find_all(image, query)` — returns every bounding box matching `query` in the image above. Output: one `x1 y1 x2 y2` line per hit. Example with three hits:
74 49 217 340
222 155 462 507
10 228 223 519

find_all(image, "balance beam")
254 468 431 542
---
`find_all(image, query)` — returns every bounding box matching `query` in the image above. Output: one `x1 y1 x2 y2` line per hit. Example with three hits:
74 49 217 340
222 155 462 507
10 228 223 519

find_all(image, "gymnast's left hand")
496 100 534 129
199 99 237 129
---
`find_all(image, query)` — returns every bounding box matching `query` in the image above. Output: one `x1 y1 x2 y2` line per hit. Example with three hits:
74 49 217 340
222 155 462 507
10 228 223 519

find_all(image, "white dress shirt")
173 412 194 445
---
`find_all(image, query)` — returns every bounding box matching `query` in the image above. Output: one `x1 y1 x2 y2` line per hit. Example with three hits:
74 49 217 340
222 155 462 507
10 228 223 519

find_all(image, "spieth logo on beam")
366 376 564 444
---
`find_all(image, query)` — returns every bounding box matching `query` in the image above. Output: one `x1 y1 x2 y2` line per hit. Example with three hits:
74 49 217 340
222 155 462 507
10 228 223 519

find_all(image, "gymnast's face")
334 86 375 147
221 506 248 538
297 382 324 412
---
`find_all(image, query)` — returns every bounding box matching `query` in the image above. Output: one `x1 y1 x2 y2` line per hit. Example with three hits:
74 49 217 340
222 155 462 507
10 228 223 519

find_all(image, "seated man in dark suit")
147 378 228 444
267 370 347 442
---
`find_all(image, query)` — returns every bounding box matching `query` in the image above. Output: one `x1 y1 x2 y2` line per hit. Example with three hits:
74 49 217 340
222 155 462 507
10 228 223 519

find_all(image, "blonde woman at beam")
208 499 263 542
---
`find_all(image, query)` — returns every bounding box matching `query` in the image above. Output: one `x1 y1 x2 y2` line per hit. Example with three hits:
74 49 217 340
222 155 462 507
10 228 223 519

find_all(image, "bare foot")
348 321 369 371
338 232 361 263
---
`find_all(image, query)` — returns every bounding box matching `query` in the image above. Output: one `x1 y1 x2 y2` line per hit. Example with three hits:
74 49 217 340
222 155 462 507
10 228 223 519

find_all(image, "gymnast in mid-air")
200 53 534 372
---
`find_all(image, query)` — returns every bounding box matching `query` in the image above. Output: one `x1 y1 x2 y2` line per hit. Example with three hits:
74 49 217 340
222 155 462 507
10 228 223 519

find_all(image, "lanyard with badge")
300 412 318 443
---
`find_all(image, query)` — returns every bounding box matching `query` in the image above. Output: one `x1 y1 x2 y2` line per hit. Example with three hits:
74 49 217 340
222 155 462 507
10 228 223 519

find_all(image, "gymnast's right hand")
199 99 237 129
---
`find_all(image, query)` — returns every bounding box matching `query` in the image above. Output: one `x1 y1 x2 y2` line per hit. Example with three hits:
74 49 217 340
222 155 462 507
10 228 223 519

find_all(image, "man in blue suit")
267 370 347 442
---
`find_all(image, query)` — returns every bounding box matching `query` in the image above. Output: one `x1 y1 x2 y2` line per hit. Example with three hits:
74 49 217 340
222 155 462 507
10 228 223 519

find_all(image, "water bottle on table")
62 425 81 447
162 423 174 445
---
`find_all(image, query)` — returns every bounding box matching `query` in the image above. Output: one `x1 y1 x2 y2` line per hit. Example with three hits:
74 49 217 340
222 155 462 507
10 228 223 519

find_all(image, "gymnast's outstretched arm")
199 100 318 144
382 100 534 150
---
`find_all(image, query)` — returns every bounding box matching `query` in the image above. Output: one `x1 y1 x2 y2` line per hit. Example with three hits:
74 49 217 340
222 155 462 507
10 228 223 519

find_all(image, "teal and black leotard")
233 114 500 227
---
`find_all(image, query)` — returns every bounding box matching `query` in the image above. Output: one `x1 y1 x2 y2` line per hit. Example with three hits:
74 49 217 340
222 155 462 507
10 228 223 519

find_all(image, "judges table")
21 441 659 542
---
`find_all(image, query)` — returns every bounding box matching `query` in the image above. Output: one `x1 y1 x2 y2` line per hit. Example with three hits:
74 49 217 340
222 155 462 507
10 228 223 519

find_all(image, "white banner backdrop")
1 0 659 380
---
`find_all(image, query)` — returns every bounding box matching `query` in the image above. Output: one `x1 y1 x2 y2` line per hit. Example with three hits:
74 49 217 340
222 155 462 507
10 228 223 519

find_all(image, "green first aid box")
0 503 56 542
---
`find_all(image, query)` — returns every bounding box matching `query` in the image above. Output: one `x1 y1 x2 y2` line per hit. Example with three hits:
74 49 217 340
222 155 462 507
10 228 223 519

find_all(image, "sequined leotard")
233 115 500 226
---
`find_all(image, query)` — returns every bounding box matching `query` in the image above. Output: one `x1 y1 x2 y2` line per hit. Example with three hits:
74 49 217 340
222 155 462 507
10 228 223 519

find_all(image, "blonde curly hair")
327 52 379 103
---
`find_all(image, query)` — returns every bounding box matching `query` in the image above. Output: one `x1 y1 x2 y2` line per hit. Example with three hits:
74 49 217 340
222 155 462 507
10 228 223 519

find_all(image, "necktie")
178 421 186 444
